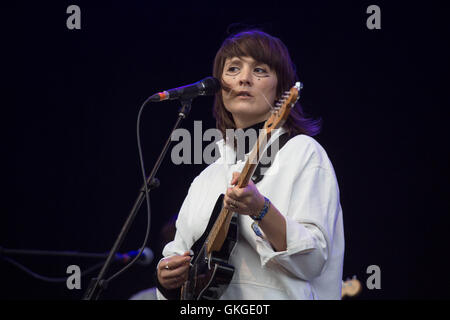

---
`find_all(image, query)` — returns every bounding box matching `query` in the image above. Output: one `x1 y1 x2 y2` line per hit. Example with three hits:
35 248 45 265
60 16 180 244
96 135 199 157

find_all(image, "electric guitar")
180 82 303 300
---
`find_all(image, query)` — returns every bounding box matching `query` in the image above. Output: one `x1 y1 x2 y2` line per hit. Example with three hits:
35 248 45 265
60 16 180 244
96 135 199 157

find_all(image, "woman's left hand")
223 172 266 216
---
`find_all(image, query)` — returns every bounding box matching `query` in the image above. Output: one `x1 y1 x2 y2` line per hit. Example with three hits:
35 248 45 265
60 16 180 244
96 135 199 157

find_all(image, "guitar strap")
250 132 290 184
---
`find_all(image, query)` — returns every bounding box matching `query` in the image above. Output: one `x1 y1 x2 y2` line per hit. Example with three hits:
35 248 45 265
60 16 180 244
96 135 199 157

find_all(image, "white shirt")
157 128 345 300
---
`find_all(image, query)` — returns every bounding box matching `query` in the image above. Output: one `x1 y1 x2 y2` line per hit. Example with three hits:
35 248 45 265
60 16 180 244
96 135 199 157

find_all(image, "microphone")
115 247 154 266
149 77 220 102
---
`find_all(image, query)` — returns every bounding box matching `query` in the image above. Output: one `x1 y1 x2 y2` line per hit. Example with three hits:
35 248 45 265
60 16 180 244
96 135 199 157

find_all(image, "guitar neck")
203 82 301 255
205 129 271 254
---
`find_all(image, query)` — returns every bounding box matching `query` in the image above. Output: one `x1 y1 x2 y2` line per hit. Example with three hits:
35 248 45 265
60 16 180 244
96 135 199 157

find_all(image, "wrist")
251 196 270 221
251 196 270 238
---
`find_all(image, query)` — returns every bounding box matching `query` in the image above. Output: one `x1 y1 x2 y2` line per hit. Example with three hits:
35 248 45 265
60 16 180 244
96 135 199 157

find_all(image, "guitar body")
181 194 238 300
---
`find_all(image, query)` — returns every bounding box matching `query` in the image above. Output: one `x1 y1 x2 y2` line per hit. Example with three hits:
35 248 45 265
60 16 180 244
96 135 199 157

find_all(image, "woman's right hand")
157 251 191 290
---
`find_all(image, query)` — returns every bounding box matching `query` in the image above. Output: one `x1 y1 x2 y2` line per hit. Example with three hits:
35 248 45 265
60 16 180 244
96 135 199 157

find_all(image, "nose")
237 66 252 87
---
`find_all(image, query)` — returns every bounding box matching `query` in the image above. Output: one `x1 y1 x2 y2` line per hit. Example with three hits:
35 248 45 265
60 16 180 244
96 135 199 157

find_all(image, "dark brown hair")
212 29 321 138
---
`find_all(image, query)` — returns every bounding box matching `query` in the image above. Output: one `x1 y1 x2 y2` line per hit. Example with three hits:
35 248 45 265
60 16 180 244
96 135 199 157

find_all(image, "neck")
242 120 266 132
232 111 271 129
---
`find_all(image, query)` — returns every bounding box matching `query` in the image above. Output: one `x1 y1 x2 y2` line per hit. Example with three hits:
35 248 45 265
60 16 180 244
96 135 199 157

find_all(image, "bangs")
215 30 285 75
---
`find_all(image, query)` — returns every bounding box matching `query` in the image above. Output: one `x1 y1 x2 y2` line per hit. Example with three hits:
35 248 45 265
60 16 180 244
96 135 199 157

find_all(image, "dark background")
1 1 449 300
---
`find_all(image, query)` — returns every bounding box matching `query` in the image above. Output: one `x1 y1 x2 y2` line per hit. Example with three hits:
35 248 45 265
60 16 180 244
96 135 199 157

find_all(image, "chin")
225 100 271 116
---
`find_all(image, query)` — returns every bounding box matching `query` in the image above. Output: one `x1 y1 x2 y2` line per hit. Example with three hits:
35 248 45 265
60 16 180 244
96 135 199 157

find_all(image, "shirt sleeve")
155 178 198 300
255 165 341 281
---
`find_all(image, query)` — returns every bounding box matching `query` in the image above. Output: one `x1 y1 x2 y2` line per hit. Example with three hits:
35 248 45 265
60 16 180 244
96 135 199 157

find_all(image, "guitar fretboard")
205 129 270 254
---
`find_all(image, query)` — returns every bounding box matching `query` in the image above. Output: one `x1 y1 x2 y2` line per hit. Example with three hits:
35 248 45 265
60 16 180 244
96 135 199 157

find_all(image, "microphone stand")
82 99 193 300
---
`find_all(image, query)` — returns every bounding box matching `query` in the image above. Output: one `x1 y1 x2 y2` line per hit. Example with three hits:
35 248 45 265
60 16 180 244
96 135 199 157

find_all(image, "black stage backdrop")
1 1 449 300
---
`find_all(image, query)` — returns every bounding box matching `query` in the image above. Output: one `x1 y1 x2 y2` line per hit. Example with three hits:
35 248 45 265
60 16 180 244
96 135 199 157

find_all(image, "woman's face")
221 56 278 128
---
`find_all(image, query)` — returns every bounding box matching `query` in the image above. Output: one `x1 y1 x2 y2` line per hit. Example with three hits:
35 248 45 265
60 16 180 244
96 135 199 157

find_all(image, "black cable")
0 97 154 291
0 99 153 288
0 255 104 283
105 96 153 283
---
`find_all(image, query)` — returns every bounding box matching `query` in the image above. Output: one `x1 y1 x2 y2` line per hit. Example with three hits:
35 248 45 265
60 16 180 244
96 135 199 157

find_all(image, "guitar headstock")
264 82 303 133
341 276 362 298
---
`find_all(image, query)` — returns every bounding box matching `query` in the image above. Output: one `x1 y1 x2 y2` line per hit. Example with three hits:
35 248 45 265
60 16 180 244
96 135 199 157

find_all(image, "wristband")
251 197 270 238
251 196 270 221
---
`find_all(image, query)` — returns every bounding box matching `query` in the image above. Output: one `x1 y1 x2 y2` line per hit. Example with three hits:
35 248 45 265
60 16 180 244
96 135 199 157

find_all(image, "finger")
223 196 232 211
164 278 182 289
163 263 190 280
182 251 191 257
233 186 245 198
161 268 189 281
224 192 236 203
226 186 242 200
165 275 187 289
159 256 190 274
167 255 191 270
231 172 240 185
224 194 238 208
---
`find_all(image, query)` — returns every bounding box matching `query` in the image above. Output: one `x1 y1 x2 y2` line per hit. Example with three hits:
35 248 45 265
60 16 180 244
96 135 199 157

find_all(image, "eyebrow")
226 58 243 66
225 57 269 68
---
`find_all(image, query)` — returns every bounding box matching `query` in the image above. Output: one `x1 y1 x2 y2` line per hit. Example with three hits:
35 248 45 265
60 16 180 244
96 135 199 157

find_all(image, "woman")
156 30 345 299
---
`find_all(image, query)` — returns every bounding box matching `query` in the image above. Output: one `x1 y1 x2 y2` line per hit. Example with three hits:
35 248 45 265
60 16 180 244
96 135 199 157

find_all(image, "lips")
235 91 253 97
